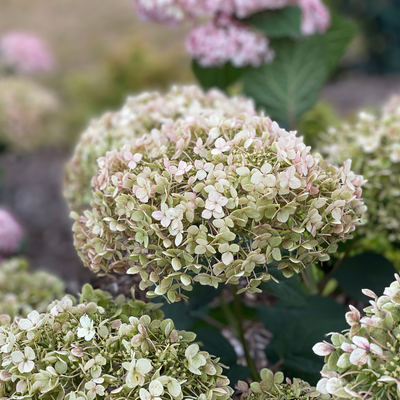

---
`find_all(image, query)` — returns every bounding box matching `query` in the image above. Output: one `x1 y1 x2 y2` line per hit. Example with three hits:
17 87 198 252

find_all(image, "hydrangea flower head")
238 368 329 399
299 0 331 36
0 77 59 152
72 108 366 302
64 85 256 212
0 284 233 400
0 31 54 74
317 97 400 242
314 274 400 399
186 16 275 68
0 258 64 319
0 208 23 256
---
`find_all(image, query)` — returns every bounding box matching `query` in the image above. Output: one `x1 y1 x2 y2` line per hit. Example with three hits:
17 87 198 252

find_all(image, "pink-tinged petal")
316 378 329 394
161 217 171 228
312 342 335 356
345 305 361 326
349 348 368 366
133 153 143 162
352 336 370 350
341 342 355 353
152 211 164 221
370 343 383 356
325 378 343 395
124 151 133 161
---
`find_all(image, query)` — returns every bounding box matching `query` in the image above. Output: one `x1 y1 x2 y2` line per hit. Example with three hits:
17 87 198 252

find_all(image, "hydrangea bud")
0 31 54 74
0 284 233 400
72 107 366 302
0 258 64 319
239 368 329 399
314 274 400 399
64 85 256 213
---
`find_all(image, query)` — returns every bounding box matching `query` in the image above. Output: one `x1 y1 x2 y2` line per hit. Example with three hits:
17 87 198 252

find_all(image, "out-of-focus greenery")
0 257 65 319
298 100 339 148
63 39 193 142
329 0 400 73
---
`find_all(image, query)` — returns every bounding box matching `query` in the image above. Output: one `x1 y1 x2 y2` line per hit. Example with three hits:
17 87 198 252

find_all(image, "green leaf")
195 328 250 384
260 268 308 308
192 60 244 91
323 15 357 74
243 36 327 126
245 6 302 38
261 296 346 385
332 252 396 302
161 283 222 331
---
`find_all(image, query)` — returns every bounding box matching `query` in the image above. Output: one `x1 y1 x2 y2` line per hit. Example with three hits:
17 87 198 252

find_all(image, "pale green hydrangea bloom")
0 77 59 152
64 85 256 213
0 284 233 400
317 98 400 242
72 111 366 302
238 368 329 399
0 258 64 320
313 274 400 399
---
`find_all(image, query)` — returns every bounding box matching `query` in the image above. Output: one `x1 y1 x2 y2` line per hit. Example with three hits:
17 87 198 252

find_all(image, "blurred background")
1 0 400 292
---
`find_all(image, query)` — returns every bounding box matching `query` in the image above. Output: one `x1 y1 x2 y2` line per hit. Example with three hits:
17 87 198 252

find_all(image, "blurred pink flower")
186 17 275 68
298 0 331 36
233 0 293 18
0 208 23 255
135 0 186 24
0 32 54 74
135 0 295 21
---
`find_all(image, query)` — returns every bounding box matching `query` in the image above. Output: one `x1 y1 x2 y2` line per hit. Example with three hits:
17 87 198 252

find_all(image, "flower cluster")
0 284 233 400
238 368 329 399
317 99 400 242
0 258 64 320
64 85 256 213
186 16 275 68
0 31 54 74
0 208 23 257
134 0 330 68
0 77 59 152
298 0 331 36
72 110 366 302
313 274 400 399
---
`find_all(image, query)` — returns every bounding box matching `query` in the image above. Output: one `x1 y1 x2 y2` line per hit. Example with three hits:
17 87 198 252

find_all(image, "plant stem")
231 285 260 382
305 264 318 295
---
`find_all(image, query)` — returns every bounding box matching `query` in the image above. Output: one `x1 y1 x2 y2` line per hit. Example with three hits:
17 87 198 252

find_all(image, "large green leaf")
245 6 302 38
161 283 222 330
242 15 356 126
192 60 244 91
261 269 308 308
324 16 357 74
243 36 327 126
333 252 396 302
260 296 346 384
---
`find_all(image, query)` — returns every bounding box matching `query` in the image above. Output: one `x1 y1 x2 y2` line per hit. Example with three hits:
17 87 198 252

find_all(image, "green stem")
305 264 318 295
231 285 260 382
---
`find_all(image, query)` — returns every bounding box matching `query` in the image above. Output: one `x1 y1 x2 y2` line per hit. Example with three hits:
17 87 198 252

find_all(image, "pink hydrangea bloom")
0 32 54 74
135 0 186 24
0 208 23 255
298 0 331 36
233 0 293 18
186 17 275 67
